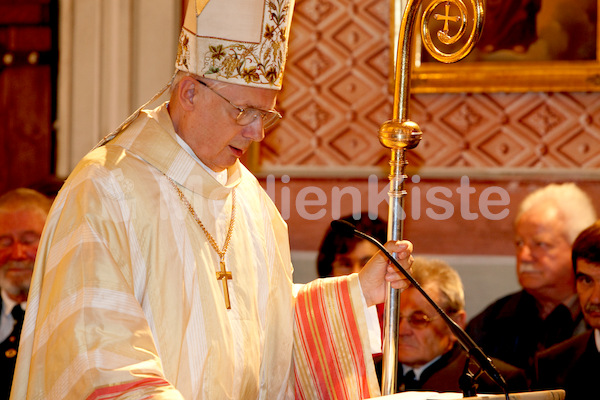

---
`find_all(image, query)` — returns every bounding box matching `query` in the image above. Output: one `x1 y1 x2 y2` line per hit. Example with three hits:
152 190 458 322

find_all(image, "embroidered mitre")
176 0 295 90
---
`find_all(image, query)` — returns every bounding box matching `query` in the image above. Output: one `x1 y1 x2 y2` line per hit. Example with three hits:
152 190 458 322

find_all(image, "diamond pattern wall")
259 0 600 170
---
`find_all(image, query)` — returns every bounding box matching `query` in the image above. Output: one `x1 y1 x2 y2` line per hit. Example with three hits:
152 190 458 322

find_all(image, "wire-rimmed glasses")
196 79 282 129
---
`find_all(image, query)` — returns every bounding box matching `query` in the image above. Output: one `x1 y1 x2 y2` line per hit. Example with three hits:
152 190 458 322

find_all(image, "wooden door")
0 0 58 195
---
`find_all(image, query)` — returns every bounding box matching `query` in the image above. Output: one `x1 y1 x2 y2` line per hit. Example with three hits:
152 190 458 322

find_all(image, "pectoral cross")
216 260 233 309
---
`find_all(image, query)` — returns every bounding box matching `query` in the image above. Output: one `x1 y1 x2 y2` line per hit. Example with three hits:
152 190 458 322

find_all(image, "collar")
595 329 600 352
562 293 582 320
109 102 241 200
174 133 228 185
401 354 442 381
1 289 25 317
529 291 581 321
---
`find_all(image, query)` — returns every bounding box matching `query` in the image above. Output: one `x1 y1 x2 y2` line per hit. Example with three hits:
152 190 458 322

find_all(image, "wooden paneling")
0 0 57 194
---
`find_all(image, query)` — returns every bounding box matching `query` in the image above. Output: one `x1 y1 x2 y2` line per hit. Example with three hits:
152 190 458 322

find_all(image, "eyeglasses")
196 79 282 129
399 311 439 329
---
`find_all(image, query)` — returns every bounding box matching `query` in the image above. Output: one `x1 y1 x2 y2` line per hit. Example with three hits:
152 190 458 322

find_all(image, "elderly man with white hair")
467 183 597 372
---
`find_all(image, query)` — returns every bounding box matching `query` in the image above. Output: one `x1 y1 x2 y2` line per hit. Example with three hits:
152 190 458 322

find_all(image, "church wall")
55 0 600 314
255 0 600 314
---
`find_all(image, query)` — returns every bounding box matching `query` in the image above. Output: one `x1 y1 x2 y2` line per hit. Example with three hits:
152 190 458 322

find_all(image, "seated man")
376 257 528 394
466 183 596 371
534 221 600 399
0 188 51 398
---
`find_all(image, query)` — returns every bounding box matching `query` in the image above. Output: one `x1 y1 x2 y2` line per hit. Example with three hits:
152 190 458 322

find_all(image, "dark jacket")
534 330 599 400
376 344 529 395
466 290 585 372
0 298 24 400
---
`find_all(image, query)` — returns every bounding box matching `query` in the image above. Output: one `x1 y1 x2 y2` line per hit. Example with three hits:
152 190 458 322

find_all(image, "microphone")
330 220 509 396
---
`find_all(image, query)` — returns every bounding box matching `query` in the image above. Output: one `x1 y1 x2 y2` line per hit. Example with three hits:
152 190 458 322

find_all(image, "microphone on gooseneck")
330 219 509 398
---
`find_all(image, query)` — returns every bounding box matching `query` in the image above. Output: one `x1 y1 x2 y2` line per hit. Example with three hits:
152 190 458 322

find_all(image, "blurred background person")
534 220 600 399
317 213 387 278
375 257 528 394
467 183 597 372
0 188 51 399
317 213 387 359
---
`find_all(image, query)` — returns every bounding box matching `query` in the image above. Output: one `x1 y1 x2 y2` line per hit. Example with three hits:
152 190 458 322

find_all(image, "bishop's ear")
177 76 198 111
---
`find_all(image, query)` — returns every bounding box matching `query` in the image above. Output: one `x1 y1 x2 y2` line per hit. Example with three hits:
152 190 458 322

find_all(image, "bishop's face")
397 286 457 368
0 207 46 301
177 78 279 172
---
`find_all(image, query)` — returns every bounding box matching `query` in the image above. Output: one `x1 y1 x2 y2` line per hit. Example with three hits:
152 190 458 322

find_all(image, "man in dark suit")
376 258 528 395
0 188 51 399
534 221 600 399
467 183 596 371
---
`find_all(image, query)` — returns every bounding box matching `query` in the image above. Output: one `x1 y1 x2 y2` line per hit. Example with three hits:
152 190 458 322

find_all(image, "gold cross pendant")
216 260 233 309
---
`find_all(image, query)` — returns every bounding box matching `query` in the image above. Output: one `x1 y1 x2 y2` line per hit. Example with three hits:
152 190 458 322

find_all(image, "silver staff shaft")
380 148 408 394
378 0 484 395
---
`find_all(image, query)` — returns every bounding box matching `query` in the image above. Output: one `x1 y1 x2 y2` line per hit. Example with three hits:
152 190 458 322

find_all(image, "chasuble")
10 103 380 400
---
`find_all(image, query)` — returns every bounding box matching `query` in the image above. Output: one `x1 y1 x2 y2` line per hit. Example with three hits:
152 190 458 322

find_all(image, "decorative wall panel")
261 0 600 171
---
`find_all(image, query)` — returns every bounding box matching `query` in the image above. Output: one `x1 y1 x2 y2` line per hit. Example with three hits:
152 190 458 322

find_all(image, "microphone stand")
331 220 510 400
459 356 479 397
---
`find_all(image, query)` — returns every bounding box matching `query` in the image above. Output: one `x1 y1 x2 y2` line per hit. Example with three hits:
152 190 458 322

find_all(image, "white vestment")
11 103 379 400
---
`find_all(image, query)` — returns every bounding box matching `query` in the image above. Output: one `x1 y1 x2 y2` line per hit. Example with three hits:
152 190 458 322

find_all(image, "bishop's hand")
358 240 413 307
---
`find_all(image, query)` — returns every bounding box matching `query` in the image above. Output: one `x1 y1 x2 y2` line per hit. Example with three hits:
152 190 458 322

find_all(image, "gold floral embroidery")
209 45 226 61
265 67 278 84
177 0 290 87
264 25 275 41
176 35 190 70
241 67 260 83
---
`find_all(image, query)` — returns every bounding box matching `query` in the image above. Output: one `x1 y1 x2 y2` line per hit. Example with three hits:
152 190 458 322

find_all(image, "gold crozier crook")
379 0 484 395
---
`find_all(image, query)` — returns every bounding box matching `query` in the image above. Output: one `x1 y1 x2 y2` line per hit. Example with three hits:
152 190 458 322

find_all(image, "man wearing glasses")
375 258 527 394
10 1 413 399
